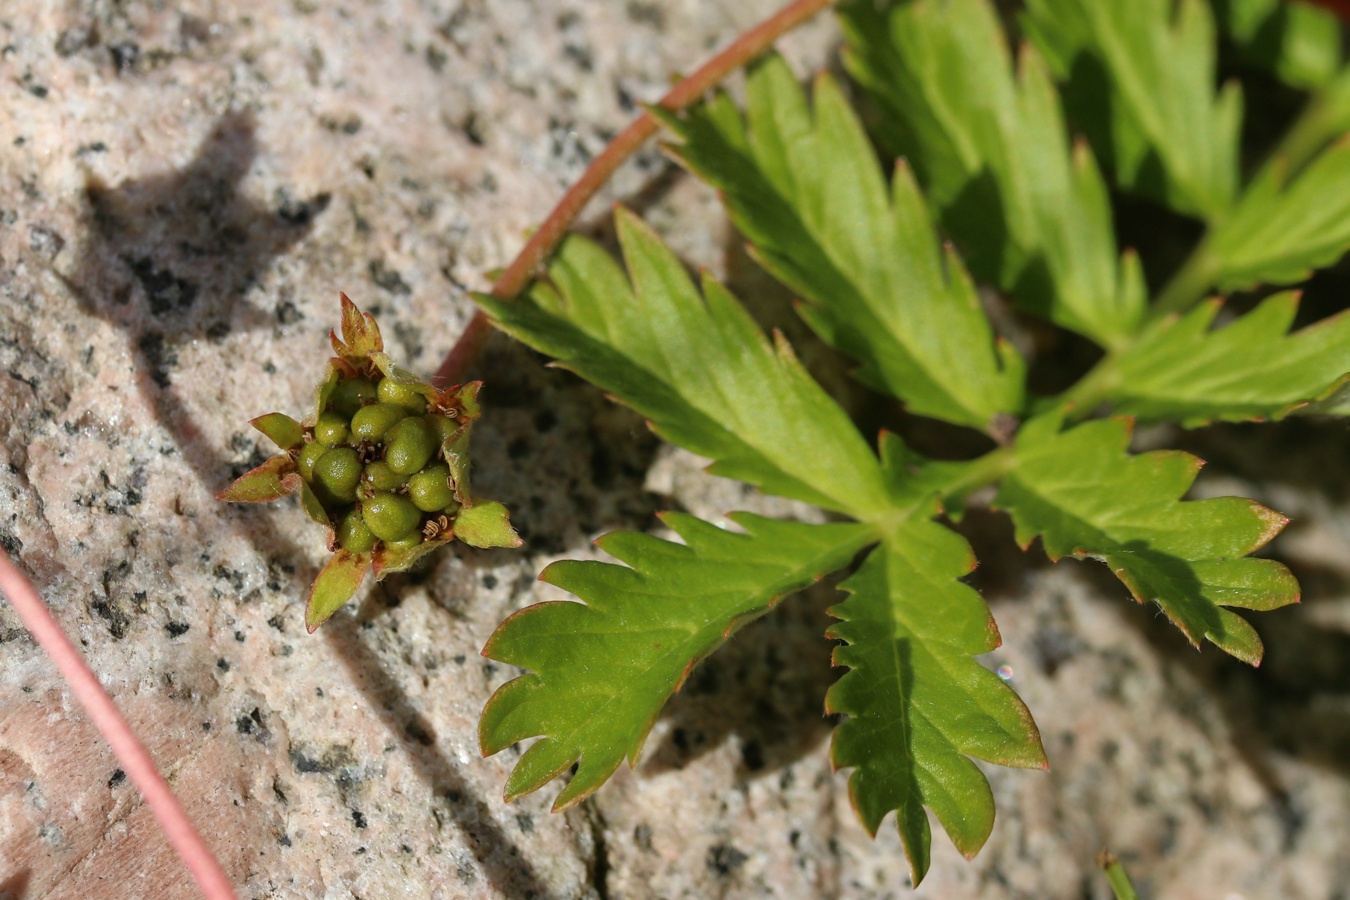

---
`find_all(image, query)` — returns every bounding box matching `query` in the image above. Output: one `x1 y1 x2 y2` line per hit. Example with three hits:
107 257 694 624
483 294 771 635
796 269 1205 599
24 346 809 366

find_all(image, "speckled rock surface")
3 2 1350 898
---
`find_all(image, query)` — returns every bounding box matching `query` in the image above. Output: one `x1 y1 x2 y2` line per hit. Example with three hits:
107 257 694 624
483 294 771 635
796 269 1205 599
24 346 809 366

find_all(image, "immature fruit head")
217 293 521 633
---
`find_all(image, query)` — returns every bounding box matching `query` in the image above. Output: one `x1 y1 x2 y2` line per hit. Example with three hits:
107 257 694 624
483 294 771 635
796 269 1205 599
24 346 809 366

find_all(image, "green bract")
218 294 521 632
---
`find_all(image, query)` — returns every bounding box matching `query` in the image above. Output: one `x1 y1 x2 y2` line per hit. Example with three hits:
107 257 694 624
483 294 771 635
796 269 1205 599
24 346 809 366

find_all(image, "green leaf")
838 0 1144 347
827 521 1046 886
1214 0 1342 89
657 57 1023 431
474 209 893 519
1100 292 1350 426
1023 0 1242 221
1204 139 1350 292
250 413 304 451
305 550 371 633
216 454 295 503
479 513 875 810
454 500 523 549
995 414 1299 664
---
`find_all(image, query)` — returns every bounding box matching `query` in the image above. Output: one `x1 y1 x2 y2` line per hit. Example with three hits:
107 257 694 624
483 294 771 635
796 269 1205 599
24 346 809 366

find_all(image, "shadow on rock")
324 601 553 900
67 109 330 577
641 579 843 783
461 331 666 556
0 869 29 900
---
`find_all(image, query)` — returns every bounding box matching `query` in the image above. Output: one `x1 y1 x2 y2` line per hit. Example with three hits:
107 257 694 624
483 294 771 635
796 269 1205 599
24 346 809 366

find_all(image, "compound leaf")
474 209 893 518
1023 0 1242 221
827 519 1046 886
1205 139 1350 292
479 513 875 810
658 55 1024 432
1102 292 1350 425
996 414 1299 664
839 0 1144 347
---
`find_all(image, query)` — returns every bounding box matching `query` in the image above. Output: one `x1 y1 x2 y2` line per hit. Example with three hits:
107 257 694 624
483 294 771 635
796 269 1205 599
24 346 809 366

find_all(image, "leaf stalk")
1148 242 1220 322
1269 66 1350 175
434 0 840 387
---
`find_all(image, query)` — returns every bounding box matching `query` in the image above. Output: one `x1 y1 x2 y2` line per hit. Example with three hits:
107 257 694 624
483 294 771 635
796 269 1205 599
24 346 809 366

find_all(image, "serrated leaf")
455 501 523 549
827 522 1046 886
305 550 371 633
474 209 893 518
1023 0 1242 221
839 0 1144 347
657 56 1023 431
1205 139 1350 291
250 413 304 451
216 454 295 503
995 414 1299 664
479 513 875 810
1101 292 1350 425
1214 0 1342 88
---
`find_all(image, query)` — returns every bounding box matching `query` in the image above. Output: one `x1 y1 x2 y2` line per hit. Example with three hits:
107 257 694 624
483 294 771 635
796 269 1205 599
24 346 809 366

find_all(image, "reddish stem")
433 0 840 386
1297 0 1350 19
0 552 237 899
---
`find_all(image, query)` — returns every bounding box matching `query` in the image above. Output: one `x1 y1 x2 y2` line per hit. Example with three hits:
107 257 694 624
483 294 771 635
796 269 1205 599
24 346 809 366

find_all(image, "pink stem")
0 552 236 899
433 0 840 386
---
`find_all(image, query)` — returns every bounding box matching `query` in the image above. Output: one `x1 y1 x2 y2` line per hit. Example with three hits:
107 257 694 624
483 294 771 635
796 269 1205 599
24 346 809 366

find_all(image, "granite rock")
2 1 1350 898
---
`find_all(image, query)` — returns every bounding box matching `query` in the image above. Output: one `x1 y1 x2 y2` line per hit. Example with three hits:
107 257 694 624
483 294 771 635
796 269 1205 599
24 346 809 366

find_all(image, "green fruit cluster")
297 375 461 553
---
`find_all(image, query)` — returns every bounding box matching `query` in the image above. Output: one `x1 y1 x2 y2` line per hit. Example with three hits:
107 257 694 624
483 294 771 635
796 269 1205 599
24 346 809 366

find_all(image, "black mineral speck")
275 188 330 225
369 258 411 295
275 298 302 324
28 225 64 259
91 598 131 639
352 809 368 829
109 42 140 72
130 257 198 315
56 25 96 57
707 844 748 876
217 658 231 672
136 331 177 387
165 621 189 637
108 768 126 787
515 813 534 834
